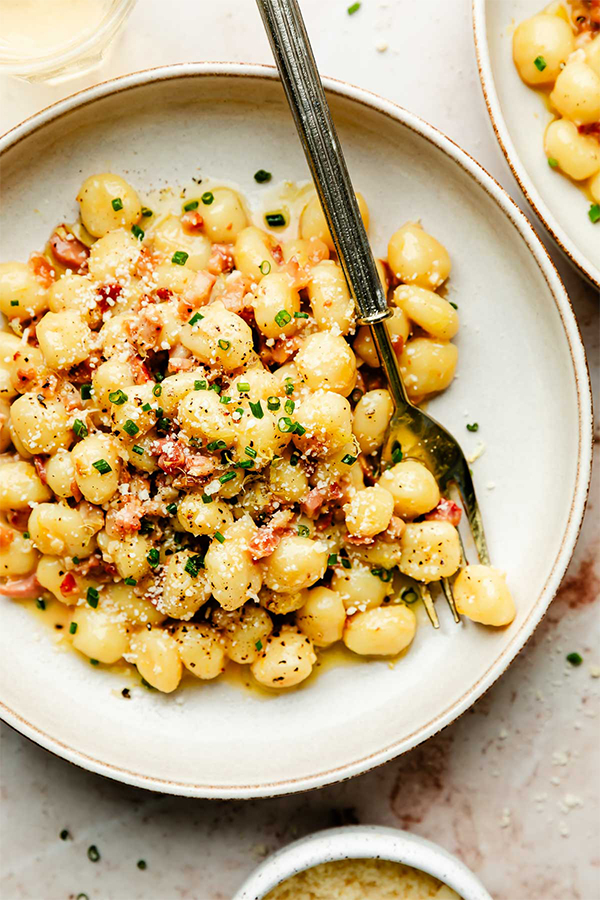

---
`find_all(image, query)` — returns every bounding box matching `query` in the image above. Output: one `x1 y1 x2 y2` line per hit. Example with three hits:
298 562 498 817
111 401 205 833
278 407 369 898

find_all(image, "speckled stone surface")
0 2 598 899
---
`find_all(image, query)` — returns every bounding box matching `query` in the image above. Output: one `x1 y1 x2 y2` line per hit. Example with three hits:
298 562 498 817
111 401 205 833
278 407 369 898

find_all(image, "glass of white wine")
0 0 137 83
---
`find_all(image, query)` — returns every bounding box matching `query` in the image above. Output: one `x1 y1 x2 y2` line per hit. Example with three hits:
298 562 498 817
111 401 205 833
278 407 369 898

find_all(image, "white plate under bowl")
0 64 592 798
473 0 600 289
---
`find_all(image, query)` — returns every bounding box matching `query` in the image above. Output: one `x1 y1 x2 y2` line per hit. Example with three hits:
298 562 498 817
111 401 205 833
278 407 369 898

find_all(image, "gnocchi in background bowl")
0 170 515 694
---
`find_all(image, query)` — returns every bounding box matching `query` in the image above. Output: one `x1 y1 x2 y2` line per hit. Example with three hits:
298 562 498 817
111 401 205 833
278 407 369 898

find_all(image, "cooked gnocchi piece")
0 172 513 693
514 4 600 220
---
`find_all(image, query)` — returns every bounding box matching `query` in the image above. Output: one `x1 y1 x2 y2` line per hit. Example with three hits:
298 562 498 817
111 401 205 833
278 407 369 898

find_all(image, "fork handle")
256 0 389 325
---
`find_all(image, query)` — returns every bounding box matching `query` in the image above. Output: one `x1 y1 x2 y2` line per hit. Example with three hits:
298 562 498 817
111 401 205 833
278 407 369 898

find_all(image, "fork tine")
441 578 460 623
416 583 439 629
452 461 490 566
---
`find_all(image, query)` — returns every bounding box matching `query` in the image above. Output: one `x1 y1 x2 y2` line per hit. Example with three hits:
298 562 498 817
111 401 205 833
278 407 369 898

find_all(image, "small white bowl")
232 825 492 900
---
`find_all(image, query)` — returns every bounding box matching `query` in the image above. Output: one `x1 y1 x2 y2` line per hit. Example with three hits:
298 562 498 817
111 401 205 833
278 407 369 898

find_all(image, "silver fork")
257 0 490 627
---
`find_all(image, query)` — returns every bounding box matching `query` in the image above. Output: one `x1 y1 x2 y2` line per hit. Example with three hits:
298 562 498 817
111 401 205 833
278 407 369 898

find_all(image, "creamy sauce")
0 0 110 58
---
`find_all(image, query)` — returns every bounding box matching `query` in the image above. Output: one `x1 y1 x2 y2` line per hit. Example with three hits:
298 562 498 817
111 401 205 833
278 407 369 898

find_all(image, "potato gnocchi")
0 172 515 694
513 1 600 221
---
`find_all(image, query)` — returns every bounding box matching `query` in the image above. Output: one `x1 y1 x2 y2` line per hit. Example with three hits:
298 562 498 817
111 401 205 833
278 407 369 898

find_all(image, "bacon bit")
181 210 204 233
358 454 377 487
168 356 195 373
97 283 123 312
301 482 344 518
207 243 235 275
345 533 375 546
271 243 284 265
33 456 48 485
211 275 253 315
29 253 56 288
152 437 214 480
135 246 160 279
106 499 144 537
72 554 118 580
279 258 310 291
385 515 406 540
0 524 15 549
361 366 387 393
59 572 78 595
126 307 164 354
259 334 302 367
578 122 600 139
425 497 462 527
70 479 82 503
49 229 89 272
33 374 59 399
179 270 216 314
248 509 294 560
6 509 30 532
67 356 100 387
156 287 173 302
129 355 152 384
390 333 404 357
0 574 41 598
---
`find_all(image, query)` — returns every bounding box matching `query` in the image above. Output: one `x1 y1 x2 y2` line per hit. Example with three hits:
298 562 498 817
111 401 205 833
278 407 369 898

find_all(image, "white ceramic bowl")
232 825 492 900
473 0 600 288
0 64 592 798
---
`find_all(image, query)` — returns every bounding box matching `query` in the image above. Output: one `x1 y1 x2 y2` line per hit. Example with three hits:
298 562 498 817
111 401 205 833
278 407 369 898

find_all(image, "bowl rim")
231 824 493 899
0 62 593 798
471 0 600 290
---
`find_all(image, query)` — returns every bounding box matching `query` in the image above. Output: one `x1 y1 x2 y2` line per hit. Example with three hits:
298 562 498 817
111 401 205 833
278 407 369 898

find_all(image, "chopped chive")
76 894 89 900
284 379 294 396
109 389 128 405
267 396 280 411
157 417 170 432
209 383 221 393
184 556 201 577
147 548 160 567
87 845 100 862
372 567 393 582
36 597 46 610
341 557 351 569
255 639 263 651
449 301 458 310
201 191 214 205
589 204 600 224
293 422 306 436
234 407 244 417
220 395 232 404
290 451 300 467
124 577 137 586
60 829 70 840
141 207 153 217
297 523 310 537
131 224 144 240
123 419 139 436
10 300 18 306
87 587 99 607
137 860 147 871
92 459 112 475
265 212 286 228
80 383 92 400
23 531 30 539
274 309 292 328
72 557 80 565
194 379 207 390
69 622 78 634
201 493 213 504
218 339 231 351
214 531 225 543
152 384 162 397
566 652 583 666
237 459 254 469
341 454 357 465
184 199 199 211
172 250 189 266
111 197 123 211
73 419 88 438
249 399 264 419
391 441 403 464
547 157 559 168
132 444 144 455
278 416 293 433
219 471 236 484
254 169 272 183
466 423 479 432
166 503 177 515
327 553 338 566
89 658 99 666
141 403 152 412
294 311 309 319
259 260 271 275
245 446 257 459
401 586 419 604
348 1 360 12
189 312 204 326
284 398 295 415
207 440 227 451
533 55 547 71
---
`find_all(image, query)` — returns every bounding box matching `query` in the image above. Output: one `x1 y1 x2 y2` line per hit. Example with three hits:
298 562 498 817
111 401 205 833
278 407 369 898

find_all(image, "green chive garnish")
184 556 203 577
60 829 70 840
341 454 357 465
466 423 479 432
87 845 100 862
401 587 419 604
275 309 292 328
92 459 112 475
237 459 254 469
265 212 286 228
290 452 300 467
245 446 257 458
189 312 204 326
449 301 458 310
23 531 30 539
69 622 78 634
391 442 403 464
259 260 271 275
207 440 227 451
547 157 559 168
255 639 263 651
254 170 272 183
153 384 162 397
219 472 236 484
147 548 160 567
73 419 88 438
166 503 177 515
214 531 225 543
123 419 139 436
297 524 310 537
278 416 293 433
327 553 338 566
90 658 99 665
87 587 99 607
172 250 189 266
284 398 295 415
111 197 123 211
237 382 251 392
294 311 309 319
137 860 147 871
341 557 351 569
284 379 294 396
201 191 214 205
183 199 199 211
249 399 264 419
109 389 128 405
194 379 207 390
36 598 46 610
589 204 600 224
124 577 137 586
348 1 360 12
141 403 152 412
201 493 213 504
132 445 144 455
131 224 144 240
218 339 231 350
141 207 153 217
533 55 547 71
267 396 280 411
566 652 583 666
80 383 92 400
10 300 18 306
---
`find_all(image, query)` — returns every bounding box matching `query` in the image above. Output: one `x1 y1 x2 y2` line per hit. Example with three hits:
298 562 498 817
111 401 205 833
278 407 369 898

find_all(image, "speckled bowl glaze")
232 825 492 900
0 64 593 798
473 0 600 289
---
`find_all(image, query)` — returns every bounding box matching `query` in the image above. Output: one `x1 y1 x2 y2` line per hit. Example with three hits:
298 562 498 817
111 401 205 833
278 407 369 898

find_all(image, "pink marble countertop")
0 1 598 898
